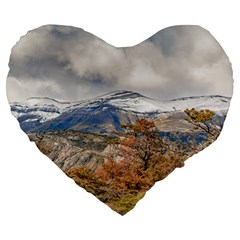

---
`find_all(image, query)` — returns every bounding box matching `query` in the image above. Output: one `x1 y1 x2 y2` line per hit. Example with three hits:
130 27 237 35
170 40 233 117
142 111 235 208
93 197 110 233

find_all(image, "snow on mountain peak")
17 97 70 108
95 90 146 101
10 97 72 125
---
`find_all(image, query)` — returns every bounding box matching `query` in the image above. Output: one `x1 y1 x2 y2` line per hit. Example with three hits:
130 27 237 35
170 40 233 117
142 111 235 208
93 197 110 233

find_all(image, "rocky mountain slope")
28 130 111 171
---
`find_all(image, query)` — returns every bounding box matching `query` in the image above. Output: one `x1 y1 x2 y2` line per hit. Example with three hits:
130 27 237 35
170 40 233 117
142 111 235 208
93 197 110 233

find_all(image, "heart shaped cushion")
7 25 233 215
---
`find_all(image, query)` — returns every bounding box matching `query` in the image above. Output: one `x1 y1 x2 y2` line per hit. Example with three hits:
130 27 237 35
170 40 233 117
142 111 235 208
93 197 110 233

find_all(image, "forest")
65 108 221 215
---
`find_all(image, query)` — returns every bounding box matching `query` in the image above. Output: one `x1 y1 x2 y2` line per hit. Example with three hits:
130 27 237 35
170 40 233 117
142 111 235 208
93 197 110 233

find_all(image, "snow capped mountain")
67 90 230 114
18 96 70 107
11 97 69 123
10 90 231 133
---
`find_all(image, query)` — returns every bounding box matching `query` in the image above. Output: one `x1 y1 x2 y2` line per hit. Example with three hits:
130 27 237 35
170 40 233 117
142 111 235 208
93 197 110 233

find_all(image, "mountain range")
10 90 230 134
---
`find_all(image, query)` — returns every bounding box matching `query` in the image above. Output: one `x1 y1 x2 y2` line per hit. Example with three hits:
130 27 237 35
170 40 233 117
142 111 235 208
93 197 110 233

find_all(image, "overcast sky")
7 25 233 102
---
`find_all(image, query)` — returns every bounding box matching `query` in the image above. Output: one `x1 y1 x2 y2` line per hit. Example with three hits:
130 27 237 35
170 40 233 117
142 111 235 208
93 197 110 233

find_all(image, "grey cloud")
7 24 233 102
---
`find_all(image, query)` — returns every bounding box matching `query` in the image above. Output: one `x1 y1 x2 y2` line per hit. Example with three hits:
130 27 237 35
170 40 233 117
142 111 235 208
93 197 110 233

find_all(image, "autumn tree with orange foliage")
120 119 184 173
67 118 185 215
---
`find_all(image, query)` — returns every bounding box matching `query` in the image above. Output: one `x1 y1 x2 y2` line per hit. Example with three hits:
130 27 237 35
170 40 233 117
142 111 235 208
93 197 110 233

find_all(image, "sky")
6 25 233 102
